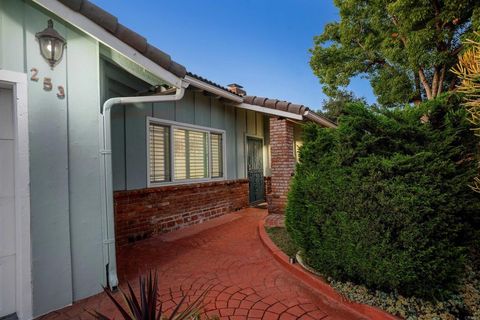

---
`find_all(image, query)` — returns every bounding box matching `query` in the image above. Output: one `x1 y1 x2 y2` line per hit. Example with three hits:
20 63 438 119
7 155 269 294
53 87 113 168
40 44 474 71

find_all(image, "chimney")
227 83 246 96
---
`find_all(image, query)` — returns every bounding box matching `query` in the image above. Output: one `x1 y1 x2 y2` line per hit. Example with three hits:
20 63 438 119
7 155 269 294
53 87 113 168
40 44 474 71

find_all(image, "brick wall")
114 179 249 246
268 118 296 214
264 176 272 196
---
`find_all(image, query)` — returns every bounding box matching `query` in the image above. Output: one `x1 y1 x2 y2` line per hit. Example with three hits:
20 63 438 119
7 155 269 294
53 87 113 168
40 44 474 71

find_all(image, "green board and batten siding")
0 0 271 317
103 59 270 191
1 0 104 315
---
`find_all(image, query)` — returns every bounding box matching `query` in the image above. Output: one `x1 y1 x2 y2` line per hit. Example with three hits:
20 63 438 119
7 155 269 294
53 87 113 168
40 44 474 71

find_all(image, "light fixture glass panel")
39 38 54 60
53 40 64 61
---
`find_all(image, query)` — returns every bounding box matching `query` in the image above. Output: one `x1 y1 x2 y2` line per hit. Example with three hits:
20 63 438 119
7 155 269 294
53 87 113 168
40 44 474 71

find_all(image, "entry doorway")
246 137 264 204
0 71 32 320
0 85 16 318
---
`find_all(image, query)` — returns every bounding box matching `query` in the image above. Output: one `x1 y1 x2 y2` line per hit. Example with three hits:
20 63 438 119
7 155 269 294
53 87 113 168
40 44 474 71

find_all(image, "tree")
319 90 366 122
310 0 480 106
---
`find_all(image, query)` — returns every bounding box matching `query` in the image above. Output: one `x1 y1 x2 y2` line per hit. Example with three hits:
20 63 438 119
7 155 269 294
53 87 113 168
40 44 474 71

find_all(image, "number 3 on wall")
57 86 65 99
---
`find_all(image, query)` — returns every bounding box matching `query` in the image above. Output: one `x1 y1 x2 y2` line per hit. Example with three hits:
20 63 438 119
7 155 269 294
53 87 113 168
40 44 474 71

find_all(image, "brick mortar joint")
114 179 249 197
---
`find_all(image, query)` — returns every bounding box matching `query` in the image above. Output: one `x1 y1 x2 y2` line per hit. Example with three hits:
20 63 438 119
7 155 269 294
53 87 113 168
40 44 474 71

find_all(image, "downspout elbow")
102 97 122 115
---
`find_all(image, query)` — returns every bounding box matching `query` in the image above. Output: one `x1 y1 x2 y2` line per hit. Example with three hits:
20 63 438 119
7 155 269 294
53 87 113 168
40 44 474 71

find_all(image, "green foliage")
328 274 473 319
265 227 299 258
453 31 480 193
319 90 365 122
310 0 480 105
91 272 216 320
286 94 480 298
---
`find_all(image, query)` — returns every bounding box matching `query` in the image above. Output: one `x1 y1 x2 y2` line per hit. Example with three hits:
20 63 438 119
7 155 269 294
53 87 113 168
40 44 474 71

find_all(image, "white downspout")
99 87 186 289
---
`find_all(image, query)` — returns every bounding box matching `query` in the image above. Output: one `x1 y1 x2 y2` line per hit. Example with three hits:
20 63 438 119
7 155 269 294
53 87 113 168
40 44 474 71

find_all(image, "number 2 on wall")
30 68 39 81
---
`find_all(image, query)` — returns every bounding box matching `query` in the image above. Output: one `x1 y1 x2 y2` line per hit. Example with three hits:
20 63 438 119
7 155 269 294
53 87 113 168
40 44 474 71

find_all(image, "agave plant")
90 272 214 320
452 31 480 193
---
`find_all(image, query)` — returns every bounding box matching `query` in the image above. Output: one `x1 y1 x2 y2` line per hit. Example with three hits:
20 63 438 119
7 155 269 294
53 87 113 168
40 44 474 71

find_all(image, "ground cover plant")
265 227 299 257
266 226 480 319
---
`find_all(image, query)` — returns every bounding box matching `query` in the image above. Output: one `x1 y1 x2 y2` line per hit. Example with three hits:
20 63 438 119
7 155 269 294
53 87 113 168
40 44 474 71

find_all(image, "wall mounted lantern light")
35 19 66 68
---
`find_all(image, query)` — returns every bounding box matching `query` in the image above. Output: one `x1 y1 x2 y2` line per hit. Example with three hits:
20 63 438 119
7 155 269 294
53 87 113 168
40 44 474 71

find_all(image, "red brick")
267 118 296 215
114 179 249 246
248 309 264 318
39 208 363 320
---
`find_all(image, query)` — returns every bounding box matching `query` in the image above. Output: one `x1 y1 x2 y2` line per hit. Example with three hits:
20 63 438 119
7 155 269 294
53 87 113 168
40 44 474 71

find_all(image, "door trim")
244 134 265 179
0 70 32 320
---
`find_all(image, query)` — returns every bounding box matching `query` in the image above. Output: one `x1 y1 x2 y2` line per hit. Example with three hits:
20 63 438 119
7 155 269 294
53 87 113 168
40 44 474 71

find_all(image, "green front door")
247 137 264 204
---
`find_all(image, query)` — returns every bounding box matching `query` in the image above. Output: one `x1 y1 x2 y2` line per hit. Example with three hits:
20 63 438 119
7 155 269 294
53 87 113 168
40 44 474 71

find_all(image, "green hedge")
286 95 480 298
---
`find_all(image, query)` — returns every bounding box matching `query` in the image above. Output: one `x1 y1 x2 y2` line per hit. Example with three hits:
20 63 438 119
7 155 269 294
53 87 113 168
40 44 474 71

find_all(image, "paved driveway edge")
258 219 399 320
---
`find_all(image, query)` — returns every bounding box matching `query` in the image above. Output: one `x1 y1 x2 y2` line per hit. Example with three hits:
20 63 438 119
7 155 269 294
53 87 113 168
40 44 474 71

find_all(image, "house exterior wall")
104 61 270 243
1 0 276 316
114 179 249 246
294 124 303 161
104 70 270 190
267 118 296 214
1 0 104 315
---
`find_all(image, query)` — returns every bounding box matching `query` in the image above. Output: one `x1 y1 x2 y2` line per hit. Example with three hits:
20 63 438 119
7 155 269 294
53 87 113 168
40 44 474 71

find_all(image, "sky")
91 0 376 110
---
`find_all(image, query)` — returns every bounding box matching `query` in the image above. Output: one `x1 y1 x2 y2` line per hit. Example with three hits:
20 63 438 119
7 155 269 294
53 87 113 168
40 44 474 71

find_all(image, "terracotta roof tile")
264 99 278 109
79 1 117 33
55 0 336 129
57 0 186 78
116 24 148 53
186 72 242 96
244 95 308 115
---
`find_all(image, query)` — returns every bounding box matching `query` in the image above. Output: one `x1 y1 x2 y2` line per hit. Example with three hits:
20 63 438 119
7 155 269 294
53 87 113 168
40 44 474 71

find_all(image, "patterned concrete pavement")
39 208 363 320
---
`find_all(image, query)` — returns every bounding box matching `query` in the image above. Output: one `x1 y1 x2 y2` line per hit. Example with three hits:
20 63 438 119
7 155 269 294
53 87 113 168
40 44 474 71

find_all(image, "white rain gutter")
99 86 186 289
185 75 243 103
303 110 337 128
227 103 304 121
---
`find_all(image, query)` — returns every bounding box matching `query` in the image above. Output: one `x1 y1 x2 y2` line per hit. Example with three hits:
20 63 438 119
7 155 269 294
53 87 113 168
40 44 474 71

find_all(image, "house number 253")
30 68 66 99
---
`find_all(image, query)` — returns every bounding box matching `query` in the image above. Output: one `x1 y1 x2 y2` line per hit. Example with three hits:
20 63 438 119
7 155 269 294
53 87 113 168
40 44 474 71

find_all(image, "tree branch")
451 44 464 56
390 15 408 47
419 68 433 100
431 0 441 31
437 65 446 96
363 58 389 72
413 72 422 103
449 77 458 91
432 66 439 98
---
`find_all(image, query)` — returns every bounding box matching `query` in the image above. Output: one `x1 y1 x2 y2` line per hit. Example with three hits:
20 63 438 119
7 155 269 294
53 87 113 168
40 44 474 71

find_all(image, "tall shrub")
286 96 479 298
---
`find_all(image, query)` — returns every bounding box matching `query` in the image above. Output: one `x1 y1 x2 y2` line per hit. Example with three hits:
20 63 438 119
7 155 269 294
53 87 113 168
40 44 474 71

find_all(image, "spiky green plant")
452 31 480 193
90 272 215 320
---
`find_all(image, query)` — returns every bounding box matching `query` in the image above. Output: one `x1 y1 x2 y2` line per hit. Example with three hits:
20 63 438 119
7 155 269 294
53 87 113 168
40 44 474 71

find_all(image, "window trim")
148 122 170 183
146 117 227 187
209 132 224 179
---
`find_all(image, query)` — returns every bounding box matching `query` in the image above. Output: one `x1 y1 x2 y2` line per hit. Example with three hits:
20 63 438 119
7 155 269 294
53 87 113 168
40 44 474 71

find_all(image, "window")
149 123 170 183
210 133 223 178
148 119 225 185
174 128 209 180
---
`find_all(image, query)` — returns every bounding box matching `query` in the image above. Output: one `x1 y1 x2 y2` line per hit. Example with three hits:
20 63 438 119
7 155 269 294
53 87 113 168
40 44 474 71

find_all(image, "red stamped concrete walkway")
40 208 363 320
